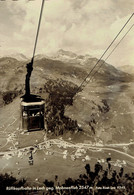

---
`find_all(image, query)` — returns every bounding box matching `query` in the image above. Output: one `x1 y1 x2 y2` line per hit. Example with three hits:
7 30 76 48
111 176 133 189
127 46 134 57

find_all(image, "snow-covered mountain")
5 53 29 61
52 49 92 64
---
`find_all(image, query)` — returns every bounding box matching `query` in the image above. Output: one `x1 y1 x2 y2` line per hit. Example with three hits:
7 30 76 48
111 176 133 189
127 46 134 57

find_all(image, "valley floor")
0 82 134 186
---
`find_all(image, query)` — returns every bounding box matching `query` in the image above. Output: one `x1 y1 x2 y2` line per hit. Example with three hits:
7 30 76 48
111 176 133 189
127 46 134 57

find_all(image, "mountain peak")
6 53 29 61
57 49 77 58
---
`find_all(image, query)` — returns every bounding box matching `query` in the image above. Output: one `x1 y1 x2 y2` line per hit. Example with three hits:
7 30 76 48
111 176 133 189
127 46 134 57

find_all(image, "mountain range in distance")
0 49 93 65
0 49 133 76
0 49 133 97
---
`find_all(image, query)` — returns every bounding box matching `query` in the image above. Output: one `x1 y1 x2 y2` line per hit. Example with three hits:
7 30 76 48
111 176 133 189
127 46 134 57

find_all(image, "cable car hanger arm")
25 0 45 96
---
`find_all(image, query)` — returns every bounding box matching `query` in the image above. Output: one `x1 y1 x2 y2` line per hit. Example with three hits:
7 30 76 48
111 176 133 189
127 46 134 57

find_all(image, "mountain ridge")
0 51 132 94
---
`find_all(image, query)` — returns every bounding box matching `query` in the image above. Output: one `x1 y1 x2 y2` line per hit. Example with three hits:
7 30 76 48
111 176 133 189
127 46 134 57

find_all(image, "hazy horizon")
0 0 134 67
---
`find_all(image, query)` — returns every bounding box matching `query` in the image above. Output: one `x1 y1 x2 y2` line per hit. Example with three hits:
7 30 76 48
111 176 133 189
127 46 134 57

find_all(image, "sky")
0 0 134 67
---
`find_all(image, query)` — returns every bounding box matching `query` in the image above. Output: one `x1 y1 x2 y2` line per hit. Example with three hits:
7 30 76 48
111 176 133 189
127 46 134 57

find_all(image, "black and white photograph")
0 0 134 194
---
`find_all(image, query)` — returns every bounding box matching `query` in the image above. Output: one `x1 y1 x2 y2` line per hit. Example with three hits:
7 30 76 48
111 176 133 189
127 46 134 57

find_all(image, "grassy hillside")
0 53 133 144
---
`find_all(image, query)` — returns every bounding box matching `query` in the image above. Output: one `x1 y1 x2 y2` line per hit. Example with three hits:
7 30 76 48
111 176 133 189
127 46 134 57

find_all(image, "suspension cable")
32 0 45 63
72 13 134 95
89 23 134 82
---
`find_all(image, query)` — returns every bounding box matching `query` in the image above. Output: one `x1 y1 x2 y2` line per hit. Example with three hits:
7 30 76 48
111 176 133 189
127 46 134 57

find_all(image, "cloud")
0 0 134 66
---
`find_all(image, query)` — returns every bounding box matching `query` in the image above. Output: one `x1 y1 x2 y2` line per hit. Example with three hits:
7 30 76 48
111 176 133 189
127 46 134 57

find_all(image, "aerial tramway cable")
25 0 45 96
72 13 134 96
32 0 45 63
89 23 134 82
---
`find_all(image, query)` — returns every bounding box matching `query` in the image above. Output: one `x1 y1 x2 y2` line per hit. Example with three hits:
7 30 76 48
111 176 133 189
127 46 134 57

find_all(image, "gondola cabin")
21 95 45 131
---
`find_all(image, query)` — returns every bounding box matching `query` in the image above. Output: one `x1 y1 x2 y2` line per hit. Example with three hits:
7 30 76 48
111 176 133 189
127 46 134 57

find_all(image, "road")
0 138 134 162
